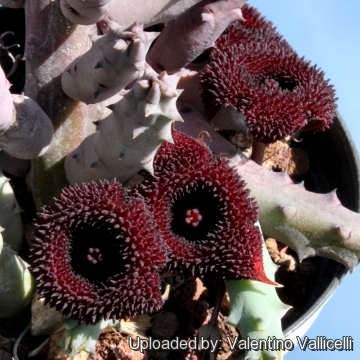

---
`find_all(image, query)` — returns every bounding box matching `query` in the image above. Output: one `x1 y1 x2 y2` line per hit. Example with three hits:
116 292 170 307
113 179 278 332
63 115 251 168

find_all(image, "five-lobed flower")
30 180 167 324
30 131 275 325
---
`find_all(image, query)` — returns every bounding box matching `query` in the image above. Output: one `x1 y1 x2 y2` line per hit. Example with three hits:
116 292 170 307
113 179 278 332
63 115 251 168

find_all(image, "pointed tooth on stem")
159 129 174 144
142 162 154 176
128 38 145 64
278 205 297 218
333 225 352 242
88 34 101 44
326 189 341 206
106 104 116 112
90 160 98 168
144 82 160 117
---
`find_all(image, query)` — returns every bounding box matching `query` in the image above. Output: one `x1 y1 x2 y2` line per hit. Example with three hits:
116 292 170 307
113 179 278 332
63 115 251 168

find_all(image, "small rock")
40 329 87 359
263 141 291 172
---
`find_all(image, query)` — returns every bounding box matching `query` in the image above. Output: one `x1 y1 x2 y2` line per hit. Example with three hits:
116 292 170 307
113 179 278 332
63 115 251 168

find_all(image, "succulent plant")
200 6 337 143
0 169 22 251
234 159 360 272
30 180 167 324
225 224 291 360
61 20 159 104
0 169 34 318
0 1 360 359
64 67 183 184
0 65 54 159
60 0 204 27
0 228 35 318
146 0 246 74
133 130 275 285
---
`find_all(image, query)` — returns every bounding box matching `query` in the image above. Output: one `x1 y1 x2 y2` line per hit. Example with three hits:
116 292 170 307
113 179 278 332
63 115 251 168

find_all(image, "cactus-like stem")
177 66 206 116
1 95 54 159
0 65 14 132
0 169 23 252
232 158 360 271
61 20 158 104
60 0 204 27
252 169 360 271
177 117 360 271
0 229 35 318
147 0 245 74
225 229 290 360
24 0 103 208
65 69 183 184
60 0 113 25
1 66 54 159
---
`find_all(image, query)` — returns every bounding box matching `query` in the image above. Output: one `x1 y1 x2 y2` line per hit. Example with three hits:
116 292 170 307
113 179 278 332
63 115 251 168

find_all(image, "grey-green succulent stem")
225 224 291 360
231 158 360 271
0 170 23 251
23 0 100 208
176 112 360 270
0 230 35 318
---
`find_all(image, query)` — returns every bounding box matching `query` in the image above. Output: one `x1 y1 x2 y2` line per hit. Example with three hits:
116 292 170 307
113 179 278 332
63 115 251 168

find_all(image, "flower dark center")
263 74 297 91
170 186 224 241
70 223 125 285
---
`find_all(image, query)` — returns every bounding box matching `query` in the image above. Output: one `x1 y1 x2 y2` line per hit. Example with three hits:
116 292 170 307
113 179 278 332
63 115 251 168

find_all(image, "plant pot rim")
284 110 360 340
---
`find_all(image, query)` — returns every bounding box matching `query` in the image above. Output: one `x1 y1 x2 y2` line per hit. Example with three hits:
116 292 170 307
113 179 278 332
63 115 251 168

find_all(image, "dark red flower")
134 131 275 285
200 4 337 143
201 40 337 143
30 180 167 324
216 4 290 50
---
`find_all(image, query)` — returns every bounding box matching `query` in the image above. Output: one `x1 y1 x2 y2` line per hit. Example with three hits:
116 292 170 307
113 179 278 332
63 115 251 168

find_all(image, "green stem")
23 0 99 208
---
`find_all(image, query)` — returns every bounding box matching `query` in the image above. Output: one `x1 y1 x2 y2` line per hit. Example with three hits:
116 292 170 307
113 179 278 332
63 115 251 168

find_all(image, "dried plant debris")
265 238 296 271
262 141 309 177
